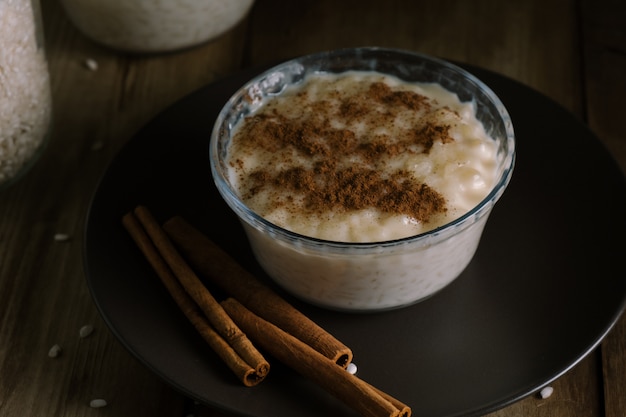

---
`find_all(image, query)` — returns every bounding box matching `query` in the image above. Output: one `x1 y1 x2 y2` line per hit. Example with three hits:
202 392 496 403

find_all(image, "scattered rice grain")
79 324 94 338
48 344 62 358
89 399 107 408
84 58 98 71
539 386 553 399
54 233 70 242
346 362 357 375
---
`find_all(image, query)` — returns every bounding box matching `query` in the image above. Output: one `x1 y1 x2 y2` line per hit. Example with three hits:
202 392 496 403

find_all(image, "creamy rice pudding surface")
226 71 499 243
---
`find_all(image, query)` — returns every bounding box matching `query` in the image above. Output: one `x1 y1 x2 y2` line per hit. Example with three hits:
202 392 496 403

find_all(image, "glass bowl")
60 0 255 53
210 47 515 312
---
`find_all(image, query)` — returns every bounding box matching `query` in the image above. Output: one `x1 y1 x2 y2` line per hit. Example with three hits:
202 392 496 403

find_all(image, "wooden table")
2 1 625 416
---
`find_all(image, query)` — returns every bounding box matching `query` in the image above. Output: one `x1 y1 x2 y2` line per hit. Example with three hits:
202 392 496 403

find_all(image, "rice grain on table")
79 324 94 338
84 58 98 71
89 399 107 408
539 386 554 399
54 233 70 242
0 0 52 186
48 344 62 358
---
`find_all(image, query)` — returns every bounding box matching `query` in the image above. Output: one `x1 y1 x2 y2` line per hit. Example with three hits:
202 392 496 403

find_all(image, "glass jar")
0 0 52 190
60 0 255 54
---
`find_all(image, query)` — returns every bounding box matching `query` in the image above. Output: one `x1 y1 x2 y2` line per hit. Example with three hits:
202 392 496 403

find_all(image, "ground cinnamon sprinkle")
368 81 430 110
232 79 454 224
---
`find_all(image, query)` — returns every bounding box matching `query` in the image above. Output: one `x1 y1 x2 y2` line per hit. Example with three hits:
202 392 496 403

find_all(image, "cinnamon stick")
221 298 410 417
123 207 269 385
368 384 411 417
162 215 353 367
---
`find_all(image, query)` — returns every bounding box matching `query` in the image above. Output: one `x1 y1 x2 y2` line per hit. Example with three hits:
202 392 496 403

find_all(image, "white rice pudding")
221 70 503 310
227 72 498 242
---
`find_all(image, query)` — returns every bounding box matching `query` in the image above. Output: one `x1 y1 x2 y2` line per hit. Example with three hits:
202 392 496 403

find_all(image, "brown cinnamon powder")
232 80 453 223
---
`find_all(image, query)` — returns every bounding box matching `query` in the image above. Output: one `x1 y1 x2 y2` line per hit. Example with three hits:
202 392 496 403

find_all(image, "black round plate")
83 64 626 417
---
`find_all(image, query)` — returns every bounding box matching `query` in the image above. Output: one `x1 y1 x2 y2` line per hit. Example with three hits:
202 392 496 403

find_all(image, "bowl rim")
210 46 516 249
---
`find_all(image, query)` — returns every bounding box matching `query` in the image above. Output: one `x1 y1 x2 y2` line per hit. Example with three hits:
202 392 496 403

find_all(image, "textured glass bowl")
210 47 515 312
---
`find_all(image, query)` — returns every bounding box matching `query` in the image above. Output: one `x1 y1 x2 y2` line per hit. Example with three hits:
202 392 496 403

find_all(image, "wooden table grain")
1 1 624 416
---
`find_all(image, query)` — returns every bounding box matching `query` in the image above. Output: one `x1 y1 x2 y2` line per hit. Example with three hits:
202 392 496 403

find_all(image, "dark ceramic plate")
83 63 626 417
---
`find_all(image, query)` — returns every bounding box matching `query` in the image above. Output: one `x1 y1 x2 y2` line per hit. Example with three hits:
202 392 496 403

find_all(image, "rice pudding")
226 71 499 242
210 48 515 311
